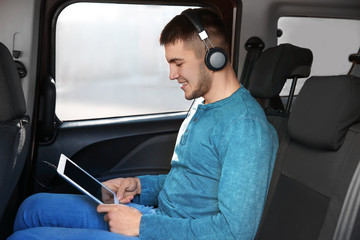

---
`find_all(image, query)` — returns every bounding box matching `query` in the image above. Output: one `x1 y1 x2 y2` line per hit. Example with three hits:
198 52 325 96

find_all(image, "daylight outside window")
55 3 194 121
278 17 360 96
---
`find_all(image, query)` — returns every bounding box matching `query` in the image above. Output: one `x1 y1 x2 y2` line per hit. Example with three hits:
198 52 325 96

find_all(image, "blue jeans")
8 193 157 240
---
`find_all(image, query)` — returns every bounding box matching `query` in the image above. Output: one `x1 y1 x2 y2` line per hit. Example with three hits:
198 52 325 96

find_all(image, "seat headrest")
288 75 360 150
0 42 26 121
349 52 360 77
248 43 313 98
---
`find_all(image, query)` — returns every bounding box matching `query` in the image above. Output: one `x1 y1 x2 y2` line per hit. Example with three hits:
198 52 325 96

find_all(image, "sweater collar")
198 86 246 110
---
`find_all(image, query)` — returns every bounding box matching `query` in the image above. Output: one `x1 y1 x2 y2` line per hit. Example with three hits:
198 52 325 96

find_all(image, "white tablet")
57 154 119 205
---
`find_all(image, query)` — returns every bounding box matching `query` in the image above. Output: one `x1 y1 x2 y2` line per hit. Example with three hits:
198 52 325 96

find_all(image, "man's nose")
169 65 179 80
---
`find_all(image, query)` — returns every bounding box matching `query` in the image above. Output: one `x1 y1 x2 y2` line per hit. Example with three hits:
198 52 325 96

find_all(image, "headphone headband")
182 10 204 33
182 10 208 40
181 9 228 71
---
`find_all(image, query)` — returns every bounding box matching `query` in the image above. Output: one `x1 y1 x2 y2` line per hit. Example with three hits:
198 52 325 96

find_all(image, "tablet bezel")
57 154 119 205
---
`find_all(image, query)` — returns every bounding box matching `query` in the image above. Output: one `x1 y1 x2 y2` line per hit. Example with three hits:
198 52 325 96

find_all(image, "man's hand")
97 204 142 236
102 177 141 203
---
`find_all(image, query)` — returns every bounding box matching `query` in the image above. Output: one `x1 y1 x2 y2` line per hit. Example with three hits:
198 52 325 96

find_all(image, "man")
9 8 278 240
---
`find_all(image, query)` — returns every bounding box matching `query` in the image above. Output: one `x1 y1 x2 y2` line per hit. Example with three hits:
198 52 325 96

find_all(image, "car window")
277 17 360 96
55 3 195 121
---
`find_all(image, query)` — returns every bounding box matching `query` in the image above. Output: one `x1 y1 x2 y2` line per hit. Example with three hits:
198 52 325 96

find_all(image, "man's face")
165 40 211 100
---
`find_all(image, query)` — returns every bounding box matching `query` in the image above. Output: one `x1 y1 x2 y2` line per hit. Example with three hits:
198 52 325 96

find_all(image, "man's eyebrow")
168 58 184 63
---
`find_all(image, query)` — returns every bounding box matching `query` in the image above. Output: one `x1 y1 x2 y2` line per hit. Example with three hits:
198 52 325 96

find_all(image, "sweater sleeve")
134 174 167 206
139 118 278 240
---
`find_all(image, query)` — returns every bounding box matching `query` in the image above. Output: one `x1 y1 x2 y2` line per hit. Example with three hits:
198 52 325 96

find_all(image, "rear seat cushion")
288 75 360 150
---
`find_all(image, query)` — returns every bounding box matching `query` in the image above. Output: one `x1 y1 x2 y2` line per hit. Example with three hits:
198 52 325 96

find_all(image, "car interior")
0 0 360 239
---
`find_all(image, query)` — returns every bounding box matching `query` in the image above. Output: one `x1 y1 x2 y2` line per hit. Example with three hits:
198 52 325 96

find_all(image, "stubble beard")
185 63 212 100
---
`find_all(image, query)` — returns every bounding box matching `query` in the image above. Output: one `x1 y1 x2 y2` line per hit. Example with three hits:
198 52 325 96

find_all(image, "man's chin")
184 93 196 101
184 90 202 101
185 95 193 100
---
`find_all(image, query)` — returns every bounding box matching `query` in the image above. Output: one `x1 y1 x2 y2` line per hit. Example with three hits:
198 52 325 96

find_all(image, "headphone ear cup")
205 47 228 71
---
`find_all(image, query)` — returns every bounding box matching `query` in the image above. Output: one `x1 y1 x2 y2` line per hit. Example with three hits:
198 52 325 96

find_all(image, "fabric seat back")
0 42 29 218
256 75 360 240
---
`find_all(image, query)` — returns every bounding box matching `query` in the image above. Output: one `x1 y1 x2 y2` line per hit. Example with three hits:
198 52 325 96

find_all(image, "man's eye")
176 63 183 67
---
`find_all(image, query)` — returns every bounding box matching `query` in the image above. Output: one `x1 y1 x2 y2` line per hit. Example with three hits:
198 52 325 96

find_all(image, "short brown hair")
160 8 229 59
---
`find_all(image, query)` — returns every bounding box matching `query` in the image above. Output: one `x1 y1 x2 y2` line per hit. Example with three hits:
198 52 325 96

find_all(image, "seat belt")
239 37 265 88
333 156 360 240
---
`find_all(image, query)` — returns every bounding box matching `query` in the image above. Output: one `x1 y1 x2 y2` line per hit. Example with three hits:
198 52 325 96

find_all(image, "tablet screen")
62 157 117 204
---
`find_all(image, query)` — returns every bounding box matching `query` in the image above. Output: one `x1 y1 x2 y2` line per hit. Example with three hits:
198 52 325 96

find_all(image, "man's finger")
104 213 109 222
97 204 116 213
116 183 128 200
97 204 128 213
119 198 130 204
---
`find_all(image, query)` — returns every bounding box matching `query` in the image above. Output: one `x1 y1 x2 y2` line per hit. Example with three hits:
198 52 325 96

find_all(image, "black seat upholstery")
247 43 313 238
0 42 30 219
247 43 313 142
256 75 360 240
248 43 313 112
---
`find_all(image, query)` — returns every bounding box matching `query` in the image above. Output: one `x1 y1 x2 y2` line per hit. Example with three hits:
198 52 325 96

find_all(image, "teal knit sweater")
137 87 278 240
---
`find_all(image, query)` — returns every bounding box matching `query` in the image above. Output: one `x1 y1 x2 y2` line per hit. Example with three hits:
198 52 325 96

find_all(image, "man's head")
160 8 230 102
160 8 229 63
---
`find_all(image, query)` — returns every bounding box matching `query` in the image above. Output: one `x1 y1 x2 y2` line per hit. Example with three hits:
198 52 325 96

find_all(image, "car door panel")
33 112 185 193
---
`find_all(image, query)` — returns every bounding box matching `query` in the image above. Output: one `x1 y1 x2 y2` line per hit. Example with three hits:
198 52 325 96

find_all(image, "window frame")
54 3 200 121
277 15 360 97
39 0 239 122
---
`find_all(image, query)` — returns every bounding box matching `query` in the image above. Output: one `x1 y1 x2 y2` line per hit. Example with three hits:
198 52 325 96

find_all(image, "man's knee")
17 193 51 215
13 193 53 231
7 229 37 240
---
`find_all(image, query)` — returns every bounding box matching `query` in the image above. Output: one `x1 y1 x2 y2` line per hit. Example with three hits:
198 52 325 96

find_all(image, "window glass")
277 17 360 96
56 3 194 121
